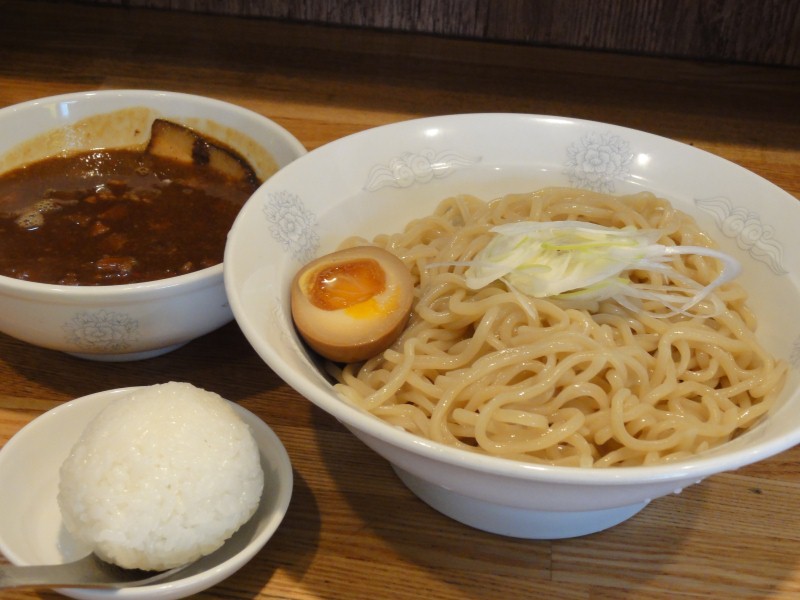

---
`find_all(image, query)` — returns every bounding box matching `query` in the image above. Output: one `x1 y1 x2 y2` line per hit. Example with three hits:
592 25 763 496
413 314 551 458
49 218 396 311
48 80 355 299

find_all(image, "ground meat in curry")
0 139 261 285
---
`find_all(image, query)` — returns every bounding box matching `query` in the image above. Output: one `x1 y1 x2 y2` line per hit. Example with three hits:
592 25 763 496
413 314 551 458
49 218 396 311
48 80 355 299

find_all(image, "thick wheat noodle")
328 188 788 467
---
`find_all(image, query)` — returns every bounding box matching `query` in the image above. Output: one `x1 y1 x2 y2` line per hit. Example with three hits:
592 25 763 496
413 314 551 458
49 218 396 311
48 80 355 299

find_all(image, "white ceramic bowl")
224 113 800 539
0 90 306 361
0 386 293 600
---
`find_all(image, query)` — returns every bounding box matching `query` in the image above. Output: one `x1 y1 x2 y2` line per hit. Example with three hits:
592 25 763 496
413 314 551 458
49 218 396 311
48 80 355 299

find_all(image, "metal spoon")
0 553 188 590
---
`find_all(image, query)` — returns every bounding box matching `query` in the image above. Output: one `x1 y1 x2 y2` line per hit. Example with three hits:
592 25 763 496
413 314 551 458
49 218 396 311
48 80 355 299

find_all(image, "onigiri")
57 381 264 571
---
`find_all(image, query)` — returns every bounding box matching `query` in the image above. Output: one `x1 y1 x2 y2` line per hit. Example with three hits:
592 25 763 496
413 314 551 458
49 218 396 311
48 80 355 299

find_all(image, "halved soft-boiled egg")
290 246 414 363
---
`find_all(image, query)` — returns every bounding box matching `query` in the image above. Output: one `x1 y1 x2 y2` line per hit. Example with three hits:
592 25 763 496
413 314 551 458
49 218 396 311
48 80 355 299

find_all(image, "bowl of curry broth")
0 90 306 360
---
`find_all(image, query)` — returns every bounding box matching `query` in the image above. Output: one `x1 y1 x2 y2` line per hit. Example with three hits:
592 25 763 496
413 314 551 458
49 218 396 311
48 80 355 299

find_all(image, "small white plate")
0 387 293 599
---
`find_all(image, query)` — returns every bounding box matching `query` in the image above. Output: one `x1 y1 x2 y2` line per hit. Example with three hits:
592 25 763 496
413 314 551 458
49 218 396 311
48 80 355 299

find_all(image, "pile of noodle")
327 188 787 467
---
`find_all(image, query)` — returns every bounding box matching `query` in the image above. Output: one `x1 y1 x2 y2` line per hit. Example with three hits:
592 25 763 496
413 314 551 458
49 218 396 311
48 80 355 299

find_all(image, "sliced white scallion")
431 220 741 318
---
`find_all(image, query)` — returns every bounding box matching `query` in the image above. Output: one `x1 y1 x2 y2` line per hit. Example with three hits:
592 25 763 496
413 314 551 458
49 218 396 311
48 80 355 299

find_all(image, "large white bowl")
0 90 306 361
224 113 800 539
0 386 293 600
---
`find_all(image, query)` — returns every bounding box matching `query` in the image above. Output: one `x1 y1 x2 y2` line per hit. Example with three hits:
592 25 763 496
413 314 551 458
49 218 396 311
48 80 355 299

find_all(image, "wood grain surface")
1 1 799 598
76 0 800 66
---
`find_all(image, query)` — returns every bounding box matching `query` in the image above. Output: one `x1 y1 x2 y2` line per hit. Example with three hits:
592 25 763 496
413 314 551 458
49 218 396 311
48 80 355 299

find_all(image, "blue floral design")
565 132 633 193
263 190 319 263
63 310 138 352
364 149 481 191
695 196 787 275
790 336 800 370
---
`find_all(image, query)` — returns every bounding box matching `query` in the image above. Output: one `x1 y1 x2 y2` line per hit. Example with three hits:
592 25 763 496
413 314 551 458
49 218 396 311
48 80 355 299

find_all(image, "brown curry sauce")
0 120 261 285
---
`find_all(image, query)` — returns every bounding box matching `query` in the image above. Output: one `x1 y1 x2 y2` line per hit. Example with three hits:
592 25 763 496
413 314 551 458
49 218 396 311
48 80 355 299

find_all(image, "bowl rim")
0 263 223 299
0 88 306 297
227 111 800 487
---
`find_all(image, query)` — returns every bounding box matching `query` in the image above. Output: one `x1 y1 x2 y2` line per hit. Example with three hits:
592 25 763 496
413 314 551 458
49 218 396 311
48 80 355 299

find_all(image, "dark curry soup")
0 148 260 285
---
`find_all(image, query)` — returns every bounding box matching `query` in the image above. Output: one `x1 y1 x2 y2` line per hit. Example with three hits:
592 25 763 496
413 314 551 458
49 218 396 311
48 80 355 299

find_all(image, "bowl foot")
66 342 188 362
392 466 648 539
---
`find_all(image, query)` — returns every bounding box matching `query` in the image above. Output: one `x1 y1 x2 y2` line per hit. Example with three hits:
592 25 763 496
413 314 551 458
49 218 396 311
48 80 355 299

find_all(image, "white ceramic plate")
225 114 800 538
0 387 293 599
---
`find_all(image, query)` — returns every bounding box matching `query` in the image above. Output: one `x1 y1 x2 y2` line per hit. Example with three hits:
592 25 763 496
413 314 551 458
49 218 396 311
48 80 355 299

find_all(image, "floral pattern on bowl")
263 190 319 263
62 310 138 352
790 337 800 369
695 196 787 275
565 132 633 193
364 149 481 191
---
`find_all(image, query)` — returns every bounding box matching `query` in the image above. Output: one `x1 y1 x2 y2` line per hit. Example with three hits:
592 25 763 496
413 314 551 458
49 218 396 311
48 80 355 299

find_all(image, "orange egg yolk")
307 258 386 311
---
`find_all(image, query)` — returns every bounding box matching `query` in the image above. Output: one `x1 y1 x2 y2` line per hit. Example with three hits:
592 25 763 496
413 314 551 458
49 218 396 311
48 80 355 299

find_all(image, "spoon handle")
0 554 182 590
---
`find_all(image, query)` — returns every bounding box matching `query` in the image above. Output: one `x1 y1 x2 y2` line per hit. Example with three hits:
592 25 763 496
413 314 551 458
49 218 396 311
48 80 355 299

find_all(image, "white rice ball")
57 382 264 571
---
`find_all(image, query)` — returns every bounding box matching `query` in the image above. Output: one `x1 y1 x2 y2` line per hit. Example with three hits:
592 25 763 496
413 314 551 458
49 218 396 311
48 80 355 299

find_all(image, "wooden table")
1 1 799 598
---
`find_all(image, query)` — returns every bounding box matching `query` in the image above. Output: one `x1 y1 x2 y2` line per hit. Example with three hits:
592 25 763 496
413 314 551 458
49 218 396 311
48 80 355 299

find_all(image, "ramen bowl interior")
0 90 306 361
0 387 293 600
225 113 800 539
